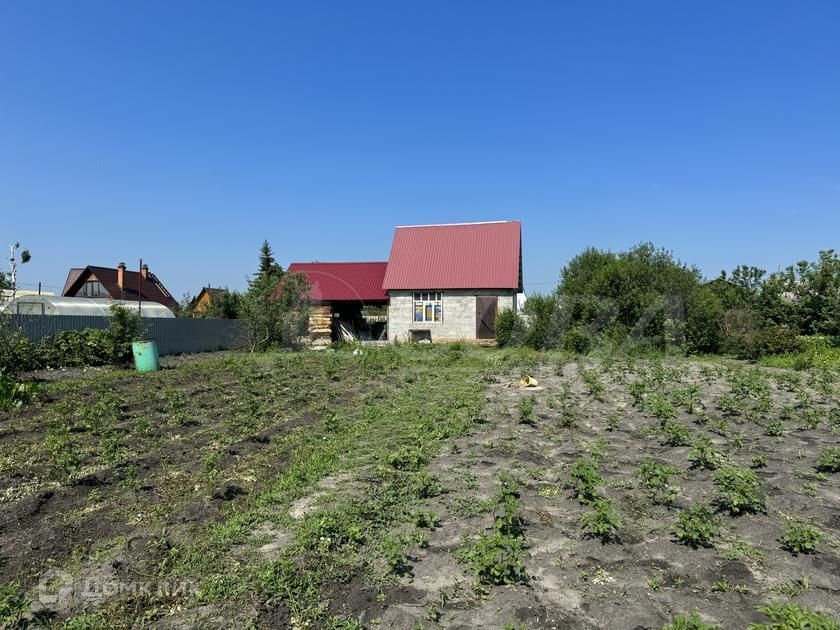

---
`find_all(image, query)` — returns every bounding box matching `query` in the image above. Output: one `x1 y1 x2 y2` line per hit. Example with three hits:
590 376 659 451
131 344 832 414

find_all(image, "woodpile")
309 305 332 345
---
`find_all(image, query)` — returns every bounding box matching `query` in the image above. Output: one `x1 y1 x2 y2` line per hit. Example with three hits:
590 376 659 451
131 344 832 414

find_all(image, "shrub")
495 308 527 348
581 498 621 542
780 523 823 555
749 603 839 630
563 326 593 354
0 581 30 628
816 447 840 472
674 504 719 548
713 466 766 515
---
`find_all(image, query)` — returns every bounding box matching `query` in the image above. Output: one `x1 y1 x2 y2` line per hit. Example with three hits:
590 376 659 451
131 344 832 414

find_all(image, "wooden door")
476 297 498 339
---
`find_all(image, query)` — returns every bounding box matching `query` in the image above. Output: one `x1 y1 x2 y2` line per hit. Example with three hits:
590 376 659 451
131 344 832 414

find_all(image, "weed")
605 412 619 431
711 578 749 594
0 582 29 627
815 447 840 472
749 603 839 630
750 455 768 469
0 376 37 409
413 511 441 530
769 575 810 597
713 466 766 515
387 445 428 471
780 523 823 555
765 420 784 437
674 504 720 548
457 531 528 585
581 498 621 542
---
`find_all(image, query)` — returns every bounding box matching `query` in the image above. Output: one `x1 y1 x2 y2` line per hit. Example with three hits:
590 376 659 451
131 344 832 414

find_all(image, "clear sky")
2 1 838 298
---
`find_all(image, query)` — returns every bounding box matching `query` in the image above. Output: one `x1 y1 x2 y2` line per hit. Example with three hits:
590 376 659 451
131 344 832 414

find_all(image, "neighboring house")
191 287 224 315
278 262 389 343
62 262 177 309
382 220 523 342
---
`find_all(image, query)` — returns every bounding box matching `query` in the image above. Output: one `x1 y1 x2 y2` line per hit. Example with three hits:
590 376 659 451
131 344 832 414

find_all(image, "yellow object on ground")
520 375 538 387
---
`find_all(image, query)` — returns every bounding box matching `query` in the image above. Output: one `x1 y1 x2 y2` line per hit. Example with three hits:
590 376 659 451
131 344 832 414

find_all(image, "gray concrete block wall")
388 289 516 342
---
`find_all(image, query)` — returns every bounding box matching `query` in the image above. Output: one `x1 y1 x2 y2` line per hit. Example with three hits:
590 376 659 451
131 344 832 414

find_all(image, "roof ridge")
395 220 518 228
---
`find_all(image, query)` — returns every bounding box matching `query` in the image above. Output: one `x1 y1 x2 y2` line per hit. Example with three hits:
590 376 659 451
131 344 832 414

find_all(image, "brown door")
476 297 498 339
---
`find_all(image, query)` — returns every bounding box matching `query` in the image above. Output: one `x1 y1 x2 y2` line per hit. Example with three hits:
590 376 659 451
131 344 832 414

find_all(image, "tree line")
498 243 839 360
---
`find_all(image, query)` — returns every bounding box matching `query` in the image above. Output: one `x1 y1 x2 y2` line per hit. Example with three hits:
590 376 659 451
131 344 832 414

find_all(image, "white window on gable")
413 291 442 322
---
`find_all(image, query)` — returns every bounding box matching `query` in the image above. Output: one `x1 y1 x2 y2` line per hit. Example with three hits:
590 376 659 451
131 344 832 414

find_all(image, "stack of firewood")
309 305 332 345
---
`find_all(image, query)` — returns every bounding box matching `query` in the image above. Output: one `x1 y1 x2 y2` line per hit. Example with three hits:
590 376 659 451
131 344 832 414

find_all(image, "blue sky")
2 1 838 298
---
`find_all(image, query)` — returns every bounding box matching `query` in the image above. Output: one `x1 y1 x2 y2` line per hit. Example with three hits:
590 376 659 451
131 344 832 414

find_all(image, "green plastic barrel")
132 340 160 373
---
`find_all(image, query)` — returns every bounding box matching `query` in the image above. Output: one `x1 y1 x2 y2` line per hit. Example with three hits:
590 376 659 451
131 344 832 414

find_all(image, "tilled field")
0 347 838 629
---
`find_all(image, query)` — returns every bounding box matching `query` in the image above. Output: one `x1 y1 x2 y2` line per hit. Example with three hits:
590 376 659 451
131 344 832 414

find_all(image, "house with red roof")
62 262 177 310
382 220 523 342
277 261 389 343
281 220 522 344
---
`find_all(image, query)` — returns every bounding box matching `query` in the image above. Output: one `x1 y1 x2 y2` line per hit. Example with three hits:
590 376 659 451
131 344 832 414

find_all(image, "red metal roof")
382 221 522 290
285 262 389 302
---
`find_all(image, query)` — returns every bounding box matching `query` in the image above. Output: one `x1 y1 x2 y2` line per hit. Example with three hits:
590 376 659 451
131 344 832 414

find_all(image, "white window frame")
413 291 443 323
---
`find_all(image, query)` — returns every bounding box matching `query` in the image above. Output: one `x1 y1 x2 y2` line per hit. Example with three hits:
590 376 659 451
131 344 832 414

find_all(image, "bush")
563 326 593 354
734 325 804 360
713 466 766 515
495 308 527 348
780 523 823 554
674 504 719 548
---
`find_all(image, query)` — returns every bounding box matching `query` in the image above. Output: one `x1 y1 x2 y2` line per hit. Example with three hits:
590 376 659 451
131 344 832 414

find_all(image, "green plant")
457 530 528 585
387 445 428 471
638 458 678 505
580 368 606 401
661 612 719 630
495 308 527 348
769 575 810 597
780 523 823 554
413 511 441 530
568 457 603 504
816 447 840 472
0 375 37 409
751 455 768 469
749 603 839 630
519 395 536 425
581 498 621 542
766 420 784 437
0 581 29 627
661 420 693 447
688 436 723 470
713 466 766 515
674 504 719 548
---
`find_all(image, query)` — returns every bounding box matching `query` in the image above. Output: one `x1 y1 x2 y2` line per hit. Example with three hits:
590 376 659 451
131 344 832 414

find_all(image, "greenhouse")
0 295 175 318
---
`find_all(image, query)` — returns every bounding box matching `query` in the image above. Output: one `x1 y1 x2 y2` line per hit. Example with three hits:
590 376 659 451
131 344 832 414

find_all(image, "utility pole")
8 244 18 301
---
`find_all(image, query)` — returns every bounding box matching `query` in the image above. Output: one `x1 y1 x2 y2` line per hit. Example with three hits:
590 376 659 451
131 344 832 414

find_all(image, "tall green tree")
258 240 283 279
